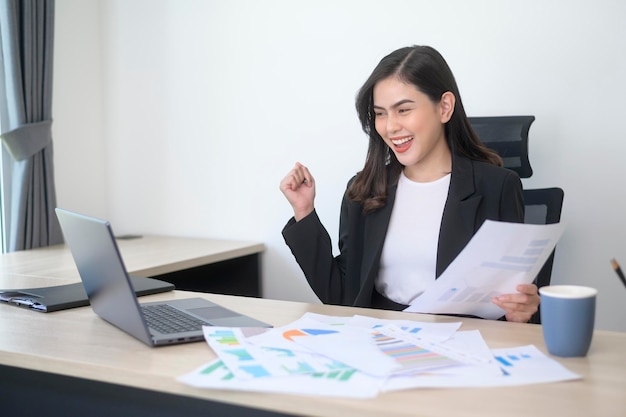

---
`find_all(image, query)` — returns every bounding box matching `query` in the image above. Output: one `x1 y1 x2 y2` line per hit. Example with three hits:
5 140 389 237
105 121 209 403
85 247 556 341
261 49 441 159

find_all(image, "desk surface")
0 235 265 284
1 284 625 417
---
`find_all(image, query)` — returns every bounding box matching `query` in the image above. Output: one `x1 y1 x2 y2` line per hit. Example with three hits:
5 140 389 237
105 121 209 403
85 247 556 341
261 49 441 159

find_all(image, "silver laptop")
55 208 271 347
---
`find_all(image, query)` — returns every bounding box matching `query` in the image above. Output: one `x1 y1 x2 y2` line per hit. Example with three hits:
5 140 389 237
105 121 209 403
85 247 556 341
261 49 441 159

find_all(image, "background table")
0 235 265 297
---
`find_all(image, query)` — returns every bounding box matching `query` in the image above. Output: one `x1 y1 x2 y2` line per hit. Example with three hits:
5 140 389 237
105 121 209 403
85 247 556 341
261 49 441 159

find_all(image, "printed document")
404 220 565 319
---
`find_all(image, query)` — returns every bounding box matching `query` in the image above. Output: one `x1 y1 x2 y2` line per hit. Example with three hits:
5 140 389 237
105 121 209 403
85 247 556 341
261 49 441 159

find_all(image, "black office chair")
523 187 565 324
468 115 535 178
469 116 564 324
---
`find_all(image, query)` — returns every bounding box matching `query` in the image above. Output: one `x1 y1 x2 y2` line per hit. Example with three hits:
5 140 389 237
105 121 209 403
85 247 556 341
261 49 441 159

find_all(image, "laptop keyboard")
141 304 208 334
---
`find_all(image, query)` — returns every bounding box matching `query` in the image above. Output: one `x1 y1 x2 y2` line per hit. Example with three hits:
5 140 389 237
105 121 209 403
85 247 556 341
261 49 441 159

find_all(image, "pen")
611 258 626 289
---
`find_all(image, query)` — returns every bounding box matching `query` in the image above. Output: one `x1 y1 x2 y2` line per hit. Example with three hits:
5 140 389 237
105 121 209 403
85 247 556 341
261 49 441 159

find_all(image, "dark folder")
0 276 175 312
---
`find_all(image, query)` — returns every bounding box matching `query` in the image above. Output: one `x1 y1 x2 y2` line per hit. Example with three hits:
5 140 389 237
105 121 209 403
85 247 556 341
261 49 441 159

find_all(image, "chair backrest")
468 115 535 178
522 187 564 288
523 187 565 324
523 187 565 226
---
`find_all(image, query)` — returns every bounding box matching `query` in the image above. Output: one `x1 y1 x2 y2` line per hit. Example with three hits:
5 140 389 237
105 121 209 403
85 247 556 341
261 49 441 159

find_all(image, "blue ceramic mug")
539 285 597 357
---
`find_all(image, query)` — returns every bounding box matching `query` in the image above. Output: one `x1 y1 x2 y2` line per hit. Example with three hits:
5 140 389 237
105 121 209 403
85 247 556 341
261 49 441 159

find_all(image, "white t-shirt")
376 171 451 305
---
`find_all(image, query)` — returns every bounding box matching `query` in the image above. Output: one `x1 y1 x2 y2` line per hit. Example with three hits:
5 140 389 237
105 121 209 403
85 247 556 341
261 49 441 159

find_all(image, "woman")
279 45 539 323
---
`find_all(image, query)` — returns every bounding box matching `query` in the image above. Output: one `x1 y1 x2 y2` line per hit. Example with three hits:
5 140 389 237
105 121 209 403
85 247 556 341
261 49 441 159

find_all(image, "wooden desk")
1 284 625 417
0 235 265 297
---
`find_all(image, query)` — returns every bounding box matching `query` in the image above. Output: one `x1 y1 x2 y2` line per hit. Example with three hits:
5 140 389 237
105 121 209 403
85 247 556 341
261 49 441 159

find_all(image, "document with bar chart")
404 220 565 319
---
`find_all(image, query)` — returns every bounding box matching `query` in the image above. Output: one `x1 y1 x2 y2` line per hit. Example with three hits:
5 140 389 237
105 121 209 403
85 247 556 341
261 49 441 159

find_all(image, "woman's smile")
390 135 414 153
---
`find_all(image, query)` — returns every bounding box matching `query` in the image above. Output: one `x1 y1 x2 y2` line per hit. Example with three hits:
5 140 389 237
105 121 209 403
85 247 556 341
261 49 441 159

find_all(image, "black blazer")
282 153 524 308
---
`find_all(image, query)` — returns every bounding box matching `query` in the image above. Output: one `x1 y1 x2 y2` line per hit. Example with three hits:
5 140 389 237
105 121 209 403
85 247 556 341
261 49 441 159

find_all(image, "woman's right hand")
279 162 315 221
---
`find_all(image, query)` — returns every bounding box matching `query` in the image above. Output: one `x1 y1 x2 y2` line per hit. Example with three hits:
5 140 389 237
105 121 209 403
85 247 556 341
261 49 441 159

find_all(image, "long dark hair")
347 45 501 213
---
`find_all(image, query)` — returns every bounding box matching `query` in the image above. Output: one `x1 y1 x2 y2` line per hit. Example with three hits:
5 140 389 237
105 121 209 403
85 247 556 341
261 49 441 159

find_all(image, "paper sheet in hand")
404 220 565 319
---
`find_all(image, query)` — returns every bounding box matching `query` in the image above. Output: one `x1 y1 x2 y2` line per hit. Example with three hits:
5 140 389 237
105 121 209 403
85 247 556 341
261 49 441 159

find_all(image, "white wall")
53 0 626 331
53 0 108 218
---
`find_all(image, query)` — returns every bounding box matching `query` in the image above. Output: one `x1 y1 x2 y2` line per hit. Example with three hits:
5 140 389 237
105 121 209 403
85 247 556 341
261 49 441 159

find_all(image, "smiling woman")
372 77 453 183
279 45 539 324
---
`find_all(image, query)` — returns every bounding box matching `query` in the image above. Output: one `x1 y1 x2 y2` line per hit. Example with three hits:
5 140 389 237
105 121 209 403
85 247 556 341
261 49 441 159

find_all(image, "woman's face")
373 76 452 181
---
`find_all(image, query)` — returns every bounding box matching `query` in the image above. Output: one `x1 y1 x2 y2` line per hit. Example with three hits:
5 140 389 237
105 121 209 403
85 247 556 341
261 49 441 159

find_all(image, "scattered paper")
177 312 580 398
382 344 580 390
